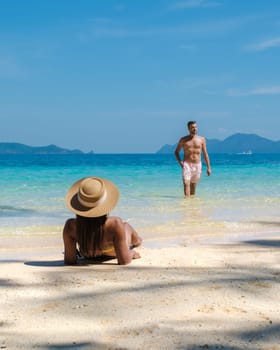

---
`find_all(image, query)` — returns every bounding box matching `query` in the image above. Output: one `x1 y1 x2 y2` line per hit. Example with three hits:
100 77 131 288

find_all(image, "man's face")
188 123 197 135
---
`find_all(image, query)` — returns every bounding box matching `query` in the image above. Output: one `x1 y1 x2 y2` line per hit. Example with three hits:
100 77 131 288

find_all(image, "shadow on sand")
243 239 280 248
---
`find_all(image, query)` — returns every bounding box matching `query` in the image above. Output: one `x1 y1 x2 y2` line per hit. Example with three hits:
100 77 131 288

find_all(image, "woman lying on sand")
63 176 142 265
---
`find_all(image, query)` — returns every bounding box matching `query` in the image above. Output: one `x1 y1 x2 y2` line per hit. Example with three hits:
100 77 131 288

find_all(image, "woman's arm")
63 218 77 265
110 217 140 265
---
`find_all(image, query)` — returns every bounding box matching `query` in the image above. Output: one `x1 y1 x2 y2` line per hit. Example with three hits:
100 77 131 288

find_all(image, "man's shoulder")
196 135 206 142
179 135 191 142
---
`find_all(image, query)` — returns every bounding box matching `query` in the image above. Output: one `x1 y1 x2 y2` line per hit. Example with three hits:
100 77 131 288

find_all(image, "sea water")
0 153 279 244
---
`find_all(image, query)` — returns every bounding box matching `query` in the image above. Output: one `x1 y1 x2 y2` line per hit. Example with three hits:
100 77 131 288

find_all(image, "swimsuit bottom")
182 161 202 184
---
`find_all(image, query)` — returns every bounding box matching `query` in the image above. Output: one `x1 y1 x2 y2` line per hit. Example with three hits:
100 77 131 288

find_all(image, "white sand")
1 233 280 349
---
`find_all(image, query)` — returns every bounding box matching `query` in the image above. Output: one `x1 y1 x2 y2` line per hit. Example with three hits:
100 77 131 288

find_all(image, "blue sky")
1 0 280 153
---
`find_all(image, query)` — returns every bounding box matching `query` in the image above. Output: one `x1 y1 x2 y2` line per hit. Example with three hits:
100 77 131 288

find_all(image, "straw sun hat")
65 177 119 217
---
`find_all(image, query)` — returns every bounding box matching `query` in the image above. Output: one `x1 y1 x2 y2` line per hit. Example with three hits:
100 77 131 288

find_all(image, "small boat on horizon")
237 150 253 155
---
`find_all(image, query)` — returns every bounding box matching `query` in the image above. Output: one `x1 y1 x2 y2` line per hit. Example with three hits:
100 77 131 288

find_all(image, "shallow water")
0 153 279 243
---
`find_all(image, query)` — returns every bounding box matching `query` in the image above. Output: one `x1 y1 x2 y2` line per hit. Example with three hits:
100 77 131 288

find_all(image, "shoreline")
1 220 280 245
1 231 280 349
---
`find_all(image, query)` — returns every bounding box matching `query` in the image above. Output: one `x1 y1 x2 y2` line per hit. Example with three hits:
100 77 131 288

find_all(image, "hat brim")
65 177 119 217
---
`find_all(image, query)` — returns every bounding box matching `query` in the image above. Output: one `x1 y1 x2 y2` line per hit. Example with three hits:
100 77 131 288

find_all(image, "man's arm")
202 138 211 176
174 139 184 167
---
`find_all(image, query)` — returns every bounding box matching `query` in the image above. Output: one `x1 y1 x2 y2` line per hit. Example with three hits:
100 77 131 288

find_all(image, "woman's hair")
76 214 107 257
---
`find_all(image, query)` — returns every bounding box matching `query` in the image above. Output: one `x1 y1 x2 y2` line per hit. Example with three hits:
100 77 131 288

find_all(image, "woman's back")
63 176 142 265
63 215 142 265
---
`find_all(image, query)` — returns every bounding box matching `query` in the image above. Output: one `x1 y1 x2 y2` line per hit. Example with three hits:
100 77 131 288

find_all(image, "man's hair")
187 120 196 128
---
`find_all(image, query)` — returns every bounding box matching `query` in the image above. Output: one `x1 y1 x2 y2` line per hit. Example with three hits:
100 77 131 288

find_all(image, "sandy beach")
1 231 280 350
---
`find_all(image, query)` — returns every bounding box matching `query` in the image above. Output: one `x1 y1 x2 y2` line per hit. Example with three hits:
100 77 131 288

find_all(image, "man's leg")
182 164 191 196
190 164 201 196
183 181 191 196
190 182 197 195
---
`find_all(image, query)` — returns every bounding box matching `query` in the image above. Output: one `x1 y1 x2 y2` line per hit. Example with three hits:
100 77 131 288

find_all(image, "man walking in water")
174 121 211 196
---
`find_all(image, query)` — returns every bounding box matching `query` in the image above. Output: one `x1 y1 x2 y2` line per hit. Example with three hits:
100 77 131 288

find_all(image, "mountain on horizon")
1 134 279 154
0 142 84 154
157 133 280 154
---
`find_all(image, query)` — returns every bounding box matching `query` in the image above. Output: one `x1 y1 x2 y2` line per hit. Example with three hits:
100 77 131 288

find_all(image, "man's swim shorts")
182 162 202 184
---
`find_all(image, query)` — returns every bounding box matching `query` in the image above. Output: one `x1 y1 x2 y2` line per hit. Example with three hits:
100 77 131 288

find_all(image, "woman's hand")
132 250 141 259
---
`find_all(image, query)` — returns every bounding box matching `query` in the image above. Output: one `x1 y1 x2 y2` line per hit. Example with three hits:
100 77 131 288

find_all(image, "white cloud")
251 86 280 94
86 16 254 41
246 37 280 51
226 86 280 96
170 0 221 10
179 44 195 50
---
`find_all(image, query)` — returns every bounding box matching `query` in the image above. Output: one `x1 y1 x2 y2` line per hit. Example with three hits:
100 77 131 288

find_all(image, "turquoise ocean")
1 153 279 245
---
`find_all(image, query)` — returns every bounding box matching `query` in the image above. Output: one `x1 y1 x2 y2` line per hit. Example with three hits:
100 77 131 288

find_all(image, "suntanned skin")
174 122 211 196
63 216 142 265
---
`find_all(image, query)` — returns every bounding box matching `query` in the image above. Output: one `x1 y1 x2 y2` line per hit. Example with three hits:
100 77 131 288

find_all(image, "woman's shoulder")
104 216 124 233
64 218 76 231
105 215 123 226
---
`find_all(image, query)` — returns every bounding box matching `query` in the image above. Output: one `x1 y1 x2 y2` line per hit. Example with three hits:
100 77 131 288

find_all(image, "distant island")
157 133 280 154
0 142 85 154
1 133 279 154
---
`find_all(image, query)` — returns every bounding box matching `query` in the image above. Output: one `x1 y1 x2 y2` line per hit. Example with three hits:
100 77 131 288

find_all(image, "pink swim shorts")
182 162 202 184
